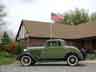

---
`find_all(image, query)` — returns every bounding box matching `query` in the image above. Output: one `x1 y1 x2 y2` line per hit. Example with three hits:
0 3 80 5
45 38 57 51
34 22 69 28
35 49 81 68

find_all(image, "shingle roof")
17 20 96 39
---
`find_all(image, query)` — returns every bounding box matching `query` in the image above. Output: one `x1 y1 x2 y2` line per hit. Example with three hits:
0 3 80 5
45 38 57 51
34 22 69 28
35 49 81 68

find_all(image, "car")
16 39 86 66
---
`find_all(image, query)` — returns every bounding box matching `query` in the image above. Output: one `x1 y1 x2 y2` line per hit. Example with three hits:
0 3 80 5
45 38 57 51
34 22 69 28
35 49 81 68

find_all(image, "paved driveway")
0 62 96 72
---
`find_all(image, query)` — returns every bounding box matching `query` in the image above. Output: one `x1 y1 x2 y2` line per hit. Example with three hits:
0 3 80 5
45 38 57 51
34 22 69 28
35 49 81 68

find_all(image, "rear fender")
64 48 84 60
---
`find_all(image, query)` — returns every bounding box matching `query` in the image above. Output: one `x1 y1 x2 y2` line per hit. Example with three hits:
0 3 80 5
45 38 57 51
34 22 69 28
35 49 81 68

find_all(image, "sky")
1 0 96 38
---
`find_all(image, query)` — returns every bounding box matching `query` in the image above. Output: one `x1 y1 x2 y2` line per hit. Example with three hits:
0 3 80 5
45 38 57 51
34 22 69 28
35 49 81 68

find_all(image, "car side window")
47 42 52 47
47 41 63 47
52 41 57 46
47 42 50 46
58 41 61 46
47 41 57 47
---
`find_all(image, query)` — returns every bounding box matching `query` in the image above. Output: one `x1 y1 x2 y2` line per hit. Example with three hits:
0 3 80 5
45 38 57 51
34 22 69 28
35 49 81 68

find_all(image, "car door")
40 46 48 59
46 41 64 59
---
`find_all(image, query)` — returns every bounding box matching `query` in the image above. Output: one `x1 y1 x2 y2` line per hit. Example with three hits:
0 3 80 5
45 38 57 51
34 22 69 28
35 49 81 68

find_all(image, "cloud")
20 0 36 3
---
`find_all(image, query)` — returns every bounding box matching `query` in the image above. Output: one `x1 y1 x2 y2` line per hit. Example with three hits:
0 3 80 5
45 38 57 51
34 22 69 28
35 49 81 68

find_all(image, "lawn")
0 51 16 65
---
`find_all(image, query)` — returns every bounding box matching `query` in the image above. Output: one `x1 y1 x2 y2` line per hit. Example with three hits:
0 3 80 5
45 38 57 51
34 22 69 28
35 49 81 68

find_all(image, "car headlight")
24 49 27 51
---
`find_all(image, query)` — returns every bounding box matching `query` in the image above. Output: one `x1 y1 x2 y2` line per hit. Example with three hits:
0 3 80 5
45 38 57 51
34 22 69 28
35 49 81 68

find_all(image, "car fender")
63 48 84 60
16 51 39 61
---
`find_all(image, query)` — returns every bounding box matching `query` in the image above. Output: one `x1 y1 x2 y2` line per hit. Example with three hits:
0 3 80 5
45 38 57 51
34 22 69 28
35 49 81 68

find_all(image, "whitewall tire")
20 55 33 66
67 54 79 66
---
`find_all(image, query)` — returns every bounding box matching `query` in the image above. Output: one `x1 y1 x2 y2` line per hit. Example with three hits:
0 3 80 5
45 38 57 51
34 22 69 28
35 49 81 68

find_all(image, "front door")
46 41 64 59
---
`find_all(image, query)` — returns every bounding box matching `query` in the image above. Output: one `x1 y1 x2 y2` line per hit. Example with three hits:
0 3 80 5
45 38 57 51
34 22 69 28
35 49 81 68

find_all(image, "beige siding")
17 25 26 40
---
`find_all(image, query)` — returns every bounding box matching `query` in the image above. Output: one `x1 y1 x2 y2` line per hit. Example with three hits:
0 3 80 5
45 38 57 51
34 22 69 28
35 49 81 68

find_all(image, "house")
16 20 96 52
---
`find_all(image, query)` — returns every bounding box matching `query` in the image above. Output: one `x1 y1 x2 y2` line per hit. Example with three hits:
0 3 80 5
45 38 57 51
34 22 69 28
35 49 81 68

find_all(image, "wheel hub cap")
70 57 76 64
24 58 29 63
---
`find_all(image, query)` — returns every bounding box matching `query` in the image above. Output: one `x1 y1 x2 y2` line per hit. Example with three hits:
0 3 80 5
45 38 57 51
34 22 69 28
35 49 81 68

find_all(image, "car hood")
64 45 77 48
24 46 45 51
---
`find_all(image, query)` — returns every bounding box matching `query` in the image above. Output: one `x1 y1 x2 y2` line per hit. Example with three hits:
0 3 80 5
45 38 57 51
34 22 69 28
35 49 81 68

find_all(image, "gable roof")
16 20 96 40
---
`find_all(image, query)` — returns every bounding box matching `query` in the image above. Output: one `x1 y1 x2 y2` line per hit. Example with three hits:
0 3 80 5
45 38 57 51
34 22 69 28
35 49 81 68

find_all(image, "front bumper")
16 54 21 61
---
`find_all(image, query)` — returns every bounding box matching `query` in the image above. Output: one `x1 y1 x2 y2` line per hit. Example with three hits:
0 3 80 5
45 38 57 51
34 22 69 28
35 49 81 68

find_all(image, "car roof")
47 39 64 42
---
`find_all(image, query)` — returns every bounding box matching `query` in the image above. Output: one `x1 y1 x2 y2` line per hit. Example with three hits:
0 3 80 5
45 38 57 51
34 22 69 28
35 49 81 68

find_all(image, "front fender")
16 51 33 60
16 51 40 61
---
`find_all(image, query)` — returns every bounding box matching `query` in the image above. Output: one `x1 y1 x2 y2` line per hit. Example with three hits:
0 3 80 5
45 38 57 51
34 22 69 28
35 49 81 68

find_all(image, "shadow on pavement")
18 63 87 67
34 64 86 67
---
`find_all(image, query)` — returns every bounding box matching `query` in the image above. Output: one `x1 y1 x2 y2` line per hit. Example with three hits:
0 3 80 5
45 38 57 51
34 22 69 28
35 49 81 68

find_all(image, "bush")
15 42 24 55
8 42 17 53
86 52 96 60
0 44 11 52
0 32 12 52
0 51 14 58
1 41 24 54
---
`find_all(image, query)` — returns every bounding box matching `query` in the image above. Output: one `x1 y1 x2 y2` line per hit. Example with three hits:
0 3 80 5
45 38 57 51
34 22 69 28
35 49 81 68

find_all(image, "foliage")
54 8 96 25
90 12 96 21
4 41 24 54
0 32 12 52
0 51 14 57
15 42 23 54
86 52 96 60
62 9 89 25
0 32 24 54
0 4 6 31
1 32 12 45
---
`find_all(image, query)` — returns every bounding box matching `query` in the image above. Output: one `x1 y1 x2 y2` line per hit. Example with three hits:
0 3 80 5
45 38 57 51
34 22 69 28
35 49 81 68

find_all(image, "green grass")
0 51 16 65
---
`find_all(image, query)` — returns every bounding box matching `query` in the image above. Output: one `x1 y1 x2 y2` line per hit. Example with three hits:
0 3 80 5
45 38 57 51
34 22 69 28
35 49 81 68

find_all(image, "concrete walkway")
1 62 96 72
81 60 96 64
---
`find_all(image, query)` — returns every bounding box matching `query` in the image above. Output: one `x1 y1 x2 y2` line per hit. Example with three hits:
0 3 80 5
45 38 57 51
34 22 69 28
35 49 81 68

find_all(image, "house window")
83 39 93 52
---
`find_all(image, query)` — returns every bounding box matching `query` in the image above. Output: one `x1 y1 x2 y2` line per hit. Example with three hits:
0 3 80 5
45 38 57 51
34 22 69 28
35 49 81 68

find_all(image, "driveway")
0 62 96 72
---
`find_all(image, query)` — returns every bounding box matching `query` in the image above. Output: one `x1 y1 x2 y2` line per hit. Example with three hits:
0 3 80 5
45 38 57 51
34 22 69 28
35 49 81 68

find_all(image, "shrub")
0 51 14 58
15 42 24 55
2 41 24 54
86 52 96 60
8 42 16 53
0 32 12 52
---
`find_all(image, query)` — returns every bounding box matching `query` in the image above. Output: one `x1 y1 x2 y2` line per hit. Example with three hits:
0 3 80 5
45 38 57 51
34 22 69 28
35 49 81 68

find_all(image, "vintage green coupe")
16 39 86 66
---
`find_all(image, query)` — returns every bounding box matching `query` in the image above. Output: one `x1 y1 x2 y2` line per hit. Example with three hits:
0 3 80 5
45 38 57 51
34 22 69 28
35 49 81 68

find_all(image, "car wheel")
67 54 79 66
20 55 35 66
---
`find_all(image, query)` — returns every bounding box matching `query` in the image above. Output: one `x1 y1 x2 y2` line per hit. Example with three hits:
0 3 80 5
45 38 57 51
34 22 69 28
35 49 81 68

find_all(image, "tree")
52 9 96 25
0 4 6 31
1 32 12 45
90 12 96 21
62 9 89 25
0 32 12 51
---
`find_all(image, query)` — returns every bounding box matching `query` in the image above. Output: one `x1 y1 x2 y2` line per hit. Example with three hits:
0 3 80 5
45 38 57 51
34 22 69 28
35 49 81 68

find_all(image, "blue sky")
2 0 96 37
